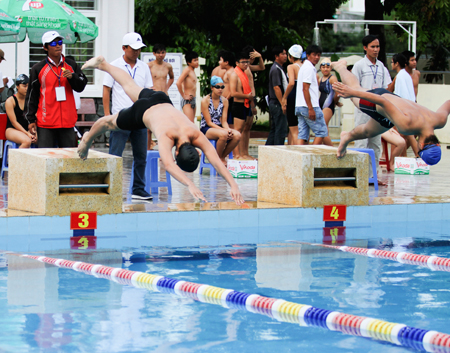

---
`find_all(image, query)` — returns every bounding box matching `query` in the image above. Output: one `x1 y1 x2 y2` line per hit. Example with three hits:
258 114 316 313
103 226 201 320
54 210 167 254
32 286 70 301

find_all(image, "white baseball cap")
122 32 146 50
42 31 63 45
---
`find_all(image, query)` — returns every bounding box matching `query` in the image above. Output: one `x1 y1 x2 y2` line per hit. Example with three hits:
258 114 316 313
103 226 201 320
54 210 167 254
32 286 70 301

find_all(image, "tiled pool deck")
1 140 449 241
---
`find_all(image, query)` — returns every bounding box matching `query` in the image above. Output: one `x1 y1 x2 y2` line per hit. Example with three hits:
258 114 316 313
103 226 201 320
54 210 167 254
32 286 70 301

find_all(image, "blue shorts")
295 106 328 140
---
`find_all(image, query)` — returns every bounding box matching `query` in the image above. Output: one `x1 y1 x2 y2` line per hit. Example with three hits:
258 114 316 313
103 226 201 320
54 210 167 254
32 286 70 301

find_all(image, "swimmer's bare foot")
82 56 105 70
336 131 351 159
77 132 91 160
242 155 256 160
220 158 227 167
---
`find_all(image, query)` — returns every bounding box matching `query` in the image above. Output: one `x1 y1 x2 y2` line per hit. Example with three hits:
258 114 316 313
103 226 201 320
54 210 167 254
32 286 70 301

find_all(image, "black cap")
16 74 29 85
176 143 199 172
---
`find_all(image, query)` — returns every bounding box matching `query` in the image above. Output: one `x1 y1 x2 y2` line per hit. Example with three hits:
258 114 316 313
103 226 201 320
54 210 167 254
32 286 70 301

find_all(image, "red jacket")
25 55 87 129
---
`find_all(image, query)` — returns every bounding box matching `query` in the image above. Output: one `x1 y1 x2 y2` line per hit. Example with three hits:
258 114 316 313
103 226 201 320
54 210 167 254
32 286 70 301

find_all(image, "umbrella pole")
15 34 17 80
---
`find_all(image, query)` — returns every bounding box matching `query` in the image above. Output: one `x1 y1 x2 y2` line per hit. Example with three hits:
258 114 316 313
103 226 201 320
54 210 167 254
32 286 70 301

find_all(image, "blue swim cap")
210 76 224 86
419 144 441 166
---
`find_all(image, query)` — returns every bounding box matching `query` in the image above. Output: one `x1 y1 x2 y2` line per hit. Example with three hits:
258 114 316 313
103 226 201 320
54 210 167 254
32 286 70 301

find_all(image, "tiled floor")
1 140 450 216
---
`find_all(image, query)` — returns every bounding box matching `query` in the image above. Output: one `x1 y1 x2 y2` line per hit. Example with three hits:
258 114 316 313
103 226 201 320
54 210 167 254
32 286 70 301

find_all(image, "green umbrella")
0 9 20 37
0 0 98 44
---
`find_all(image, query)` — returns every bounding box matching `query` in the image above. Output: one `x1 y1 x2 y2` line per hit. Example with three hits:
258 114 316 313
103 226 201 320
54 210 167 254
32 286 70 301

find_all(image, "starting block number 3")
323 205 346 222
70 212 97 230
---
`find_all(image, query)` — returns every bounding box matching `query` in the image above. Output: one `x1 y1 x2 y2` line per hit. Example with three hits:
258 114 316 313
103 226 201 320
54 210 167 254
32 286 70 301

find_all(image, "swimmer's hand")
188 184 207 202
230 186 244 206
332 82 355 99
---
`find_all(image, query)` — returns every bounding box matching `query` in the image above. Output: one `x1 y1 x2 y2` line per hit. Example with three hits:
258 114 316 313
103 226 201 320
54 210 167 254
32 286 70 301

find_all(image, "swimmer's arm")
166 64 174 91
158 137 207 201
249 50 265 72
221 98 230 129
282 65 296 105
194 135 244 205
176 67 191 100
387 76 396 93
102 85 111 116
201 96 222 129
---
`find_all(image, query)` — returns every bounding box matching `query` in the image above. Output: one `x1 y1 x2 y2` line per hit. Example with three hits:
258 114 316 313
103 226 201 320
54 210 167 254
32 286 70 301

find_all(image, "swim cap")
210 76 224 86
176 143 200 172
15 74 29 85
288 44 303 59
419 144 441 166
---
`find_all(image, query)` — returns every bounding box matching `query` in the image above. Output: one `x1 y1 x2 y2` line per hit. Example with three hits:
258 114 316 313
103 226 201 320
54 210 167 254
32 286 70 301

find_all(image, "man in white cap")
103 32 154 201
25 31 88 147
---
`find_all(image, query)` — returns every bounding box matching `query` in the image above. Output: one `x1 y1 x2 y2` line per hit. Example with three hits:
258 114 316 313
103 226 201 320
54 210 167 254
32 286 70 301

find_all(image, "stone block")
8 148 122 216
257 145 369 207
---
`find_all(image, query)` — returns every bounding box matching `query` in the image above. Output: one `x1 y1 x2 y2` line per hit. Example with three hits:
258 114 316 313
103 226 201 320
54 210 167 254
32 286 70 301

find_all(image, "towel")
234 66 252 108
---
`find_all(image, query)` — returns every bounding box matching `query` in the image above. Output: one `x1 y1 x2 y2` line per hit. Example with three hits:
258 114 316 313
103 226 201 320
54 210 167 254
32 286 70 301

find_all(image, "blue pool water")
1 221 450 352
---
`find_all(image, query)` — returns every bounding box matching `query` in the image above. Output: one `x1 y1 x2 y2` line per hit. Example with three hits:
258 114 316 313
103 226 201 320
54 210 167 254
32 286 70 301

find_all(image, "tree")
135 0 347 106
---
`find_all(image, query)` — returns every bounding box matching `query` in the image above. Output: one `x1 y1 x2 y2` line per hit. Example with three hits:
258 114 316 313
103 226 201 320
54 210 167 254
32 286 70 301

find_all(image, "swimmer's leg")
337 118 388 158
78 113 120 160
83 56 143 102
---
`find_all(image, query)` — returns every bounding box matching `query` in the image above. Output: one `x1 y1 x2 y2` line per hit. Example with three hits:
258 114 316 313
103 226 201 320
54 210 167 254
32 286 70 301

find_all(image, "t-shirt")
295 60 319 108
268 61 286 103
394 69 415 102
103 56 153 114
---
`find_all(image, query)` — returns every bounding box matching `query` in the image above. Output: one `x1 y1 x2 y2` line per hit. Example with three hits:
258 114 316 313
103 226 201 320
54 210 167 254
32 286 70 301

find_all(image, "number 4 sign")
70 212 97 230
323 205 346 222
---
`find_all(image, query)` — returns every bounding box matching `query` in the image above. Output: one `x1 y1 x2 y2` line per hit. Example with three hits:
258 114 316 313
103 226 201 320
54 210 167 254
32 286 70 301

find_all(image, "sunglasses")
49 40 63 47
321 63 331 67
213 85 225 89
239 60 250 64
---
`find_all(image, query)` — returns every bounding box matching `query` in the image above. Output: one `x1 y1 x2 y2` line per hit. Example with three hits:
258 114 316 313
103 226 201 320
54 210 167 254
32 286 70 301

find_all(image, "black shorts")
227 97 234 125
286 98 297 127
116 89 173 131
231 101 251 121
359 88 395 129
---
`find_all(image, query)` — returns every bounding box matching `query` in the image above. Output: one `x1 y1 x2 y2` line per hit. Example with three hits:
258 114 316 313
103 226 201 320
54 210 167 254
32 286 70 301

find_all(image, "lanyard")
125 64 137 79
369 64 378 83
46 58 65 86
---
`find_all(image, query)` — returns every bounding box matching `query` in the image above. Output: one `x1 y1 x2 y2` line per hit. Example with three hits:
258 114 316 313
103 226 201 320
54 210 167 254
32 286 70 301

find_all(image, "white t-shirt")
103 56 153 114
394 69 415 102
295 60 319 108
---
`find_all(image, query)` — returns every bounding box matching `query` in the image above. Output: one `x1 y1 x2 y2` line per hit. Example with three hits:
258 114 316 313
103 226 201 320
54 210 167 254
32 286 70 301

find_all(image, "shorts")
359 88 395 129
227 97 234 125
181 96 196 110
295 106 328 140
116 89 172 131
232 101 251 120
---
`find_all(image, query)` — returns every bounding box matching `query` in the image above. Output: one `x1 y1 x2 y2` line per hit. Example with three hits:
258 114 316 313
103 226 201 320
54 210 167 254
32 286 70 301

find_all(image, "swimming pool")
1 218 450 352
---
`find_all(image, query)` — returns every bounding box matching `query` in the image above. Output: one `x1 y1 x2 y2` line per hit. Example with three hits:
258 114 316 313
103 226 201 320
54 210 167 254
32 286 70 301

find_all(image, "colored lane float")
304 242 450 272
13 253 450 353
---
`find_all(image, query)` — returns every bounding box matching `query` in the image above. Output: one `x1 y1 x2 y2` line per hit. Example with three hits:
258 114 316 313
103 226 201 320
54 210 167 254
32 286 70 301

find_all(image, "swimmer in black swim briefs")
77 55 244 205
330 59 450 165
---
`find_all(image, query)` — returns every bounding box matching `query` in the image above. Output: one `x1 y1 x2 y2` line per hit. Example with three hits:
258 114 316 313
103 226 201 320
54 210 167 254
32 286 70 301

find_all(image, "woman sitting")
5 74 37 148
200 76 241 165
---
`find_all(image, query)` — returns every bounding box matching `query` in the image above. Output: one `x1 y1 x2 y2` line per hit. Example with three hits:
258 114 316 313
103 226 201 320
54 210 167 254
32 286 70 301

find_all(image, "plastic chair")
1 140 18 179
348 147 378 191
379 137 390 172
129 150 172 195
199 139 233 176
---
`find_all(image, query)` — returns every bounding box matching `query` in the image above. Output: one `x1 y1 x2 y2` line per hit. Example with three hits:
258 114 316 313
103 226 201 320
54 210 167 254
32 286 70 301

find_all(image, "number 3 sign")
70 212 97 230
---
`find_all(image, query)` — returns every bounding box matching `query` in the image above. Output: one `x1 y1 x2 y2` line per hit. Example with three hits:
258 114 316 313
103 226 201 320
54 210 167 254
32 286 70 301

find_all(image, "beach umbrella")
0 0 98 44
0 9 20 37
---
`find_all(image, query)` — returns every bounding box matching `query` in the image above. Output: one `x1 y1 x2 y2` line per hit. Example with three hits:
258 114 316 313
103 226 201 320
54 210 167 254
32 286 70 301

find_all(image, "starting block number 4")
70 212 97 230
323 205 346 222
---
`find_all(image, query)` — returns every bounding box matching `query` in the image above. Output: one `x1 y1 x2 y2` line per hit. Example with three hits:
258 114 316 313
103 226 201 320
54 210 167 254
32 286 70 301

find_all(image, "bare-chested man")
176 50 199 122
78 56 244 205
147 43 174 149
229 51 254 160
211 50 228 79
402 50 420 99
332 60 448 166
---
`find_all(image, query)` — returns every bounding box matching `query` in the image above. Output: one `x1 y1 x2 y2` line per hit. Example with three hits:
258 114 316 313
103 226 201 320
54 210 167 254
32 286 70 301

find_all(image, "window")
63 0 97 10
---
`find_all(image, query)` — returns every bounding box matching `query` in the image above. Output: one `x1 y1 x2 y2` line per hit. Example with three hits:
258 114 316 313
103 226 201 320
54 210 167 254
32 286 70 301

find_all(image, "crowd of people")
1 31 447 204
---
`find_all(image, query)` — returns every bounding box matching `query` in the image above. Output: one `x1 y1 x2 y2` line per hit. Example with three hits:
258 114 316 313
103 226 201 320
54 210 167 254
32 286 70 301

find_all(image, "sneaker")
132 190 153 201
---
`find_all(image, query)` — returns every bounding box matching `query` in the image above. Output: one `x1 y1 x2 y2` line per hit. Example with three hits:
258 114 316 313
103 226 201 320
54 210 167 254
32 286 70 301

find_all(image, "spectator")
266 45 288 146
176 50 199 122
103 32 153 201
200 76 241 166
282 44 303 145
295 44 328 145
25 31 87 147
0 49 9 94
5 74 36 148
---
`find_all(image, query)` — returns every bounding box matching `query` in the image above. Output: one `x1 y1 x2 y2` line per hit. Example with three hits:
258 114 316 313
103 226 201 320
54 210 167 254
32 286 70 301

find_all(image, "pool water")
1 226 450 352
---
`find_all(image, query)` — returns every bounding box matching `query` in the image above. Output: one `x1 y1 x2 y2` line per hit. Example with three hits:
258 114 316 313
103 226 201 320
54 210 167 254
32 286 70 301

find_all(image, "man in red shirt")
25 31 88 147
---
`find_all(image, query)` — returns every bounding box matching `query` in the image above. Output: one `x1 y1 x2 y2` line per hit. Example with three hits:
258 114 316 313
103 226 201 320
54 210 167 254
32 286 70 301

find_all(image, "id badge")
55 86 66 101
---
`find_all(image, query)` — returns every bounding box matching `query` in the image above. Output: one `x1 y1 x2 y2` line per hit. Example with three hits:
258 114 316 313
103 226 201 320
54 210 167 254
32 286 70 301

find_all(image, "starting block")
257 145 369 207
8 148 122 216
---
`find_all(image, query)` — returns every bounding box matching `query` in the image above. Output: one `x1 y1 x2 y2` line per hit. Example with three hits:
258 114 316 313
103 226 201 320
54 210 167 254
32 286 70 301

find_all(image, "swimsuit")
116 88 173 131
319 76 335 115
6 95 27 131
359 88 395 129
180 96 196 110
231 101 251 120
200 96 223 134
287 63 301 127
